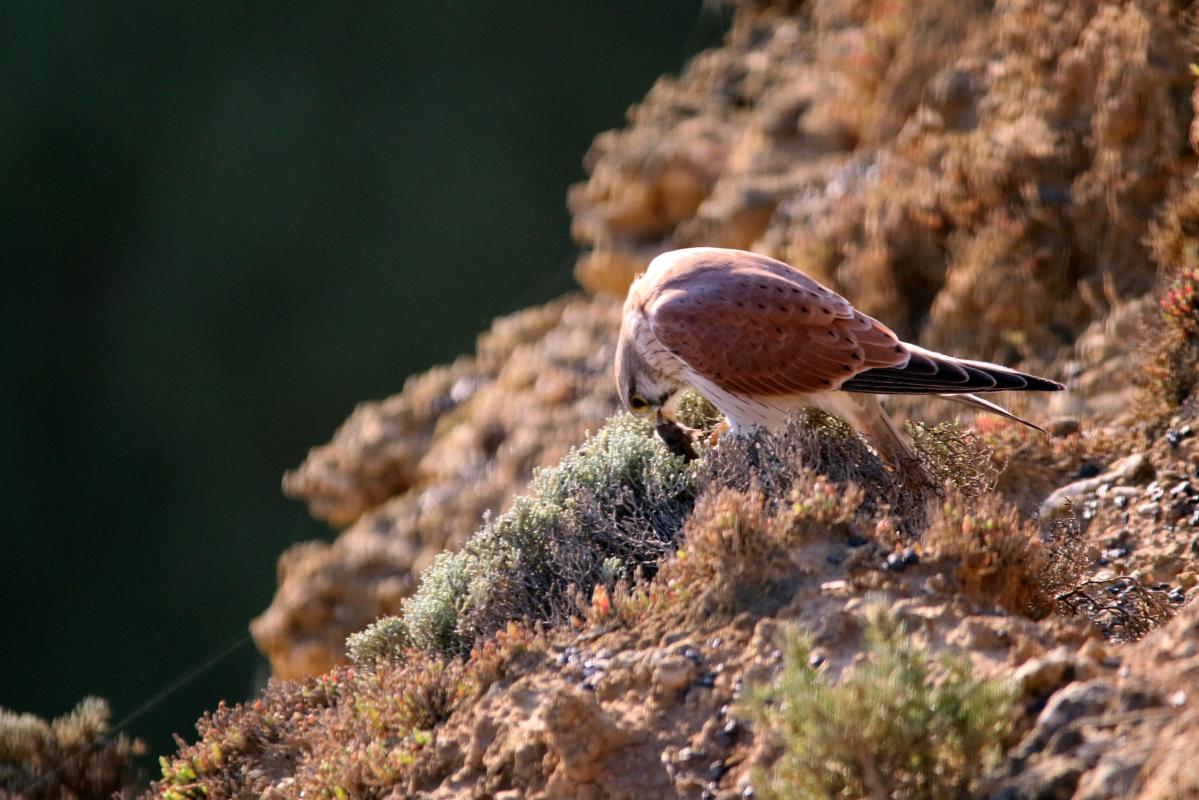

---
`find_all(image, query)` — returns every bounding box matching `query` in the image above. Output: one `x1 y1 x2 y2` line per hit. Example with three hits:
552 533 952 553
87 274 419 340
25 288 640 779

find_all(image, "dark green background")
1 2 727 766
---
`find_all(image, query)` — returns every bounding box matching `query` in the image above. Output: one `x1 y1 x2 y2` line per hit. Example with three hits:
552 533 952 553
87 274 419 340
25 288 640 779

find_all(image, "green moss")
749 605 1016 800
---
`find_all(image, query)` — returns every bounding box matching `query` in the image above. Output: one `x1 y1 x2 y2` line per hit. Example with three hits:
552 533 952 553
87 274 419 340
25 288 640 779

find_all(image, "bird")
614 247 1064 467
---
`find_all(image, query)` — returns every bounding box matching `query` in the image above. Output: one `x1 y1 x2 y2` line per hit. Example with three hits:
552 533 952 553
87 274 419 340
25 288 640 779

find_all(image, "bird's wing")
839 343 1065 394
645 257 908 396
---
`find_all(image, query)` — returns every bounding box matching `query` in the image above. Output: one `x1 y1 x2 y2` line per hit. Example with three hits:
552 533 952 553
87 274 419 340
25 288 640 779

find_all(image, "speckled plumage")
615 247 1064 464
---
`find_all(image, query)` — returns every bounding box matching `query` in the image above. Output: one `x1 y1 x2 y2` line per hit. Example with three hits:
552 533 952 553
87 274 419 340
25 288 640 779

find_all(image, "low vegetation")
1147 185 1199 408
355 414 697 659
351 404 1069 664
924 493 1069 617
926 492 1174 638
0 697 143 800
148 395 1175 798
656 478 862 620
153 626 537 799
354 407 997 661
748 605 1017 800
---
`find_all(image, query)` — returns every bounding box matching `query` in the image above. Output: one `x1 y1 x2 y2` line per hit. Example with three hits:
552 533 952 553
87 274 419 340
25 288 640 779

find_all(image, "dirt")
403 552 1081 799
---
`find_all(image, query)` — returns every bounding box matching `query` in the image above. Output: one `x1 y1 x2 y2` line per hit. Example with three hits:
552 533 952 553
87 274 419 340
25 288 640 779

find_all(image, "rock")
1013 648 1077 698
1014 680 1117 760
947 618 1012 651
573 0 1186 374
537 687 631 785
1113 453 1156 483
1040 453 1152 519
651 652 697 702
1072 753 1143 800
1040 477 1109 519
987 756 1085 800
1136 501 1160 518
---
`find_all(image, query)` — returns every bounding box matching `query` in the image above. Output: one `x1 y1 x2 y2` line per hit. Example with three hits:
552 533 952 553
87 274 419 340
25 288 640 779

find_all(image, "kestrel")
615 247 1064 465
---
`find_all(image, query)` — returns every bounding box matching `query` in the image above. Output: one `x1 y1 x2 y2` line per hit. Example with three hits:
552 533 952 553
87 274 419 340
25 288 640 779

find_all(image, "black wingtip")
842 361 1066 395
1023 375 1066 392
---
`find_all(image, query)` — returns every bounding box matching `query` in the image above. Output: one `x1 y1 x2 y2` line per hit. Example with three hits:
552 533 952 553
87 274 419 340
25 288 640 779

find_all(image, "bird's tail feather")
938 393 1047 433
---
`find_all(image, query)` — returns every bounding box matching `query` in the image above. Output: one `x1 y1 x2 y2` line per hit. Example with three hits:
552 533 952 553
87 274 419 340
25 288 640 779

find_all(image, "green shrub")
347 615 412 665
672 388 723 432
749 605 1015 800
354 410 1001 661
355 414 697 659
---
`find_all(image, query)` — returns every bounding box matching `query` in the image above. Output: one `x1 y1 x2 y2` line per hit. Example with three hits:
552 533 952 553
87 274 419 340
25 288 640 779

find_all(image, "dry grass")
0 697 143 800
657 478 862 619
924 494 1063 617
149 626 538 800
924 494 1174 638
908 419 999 499
700 410 916 526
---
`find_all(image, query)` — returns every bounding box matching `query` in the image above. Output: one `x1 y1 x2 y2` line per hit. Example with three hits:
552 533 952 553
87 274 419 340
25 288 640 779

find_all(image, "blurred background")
0 1 728 763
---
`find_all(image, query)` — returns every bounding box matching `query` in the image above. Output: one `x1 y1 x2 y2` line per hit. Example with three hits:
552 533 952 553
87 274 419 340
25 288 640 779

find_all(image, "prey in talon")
654 417 704 461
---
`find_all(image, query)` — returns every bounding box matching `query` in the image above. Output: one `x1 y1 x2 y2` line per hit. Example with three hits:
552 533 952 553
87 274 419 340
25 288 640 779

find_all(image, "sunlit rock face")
258 0 1196 692
570 0 1191 365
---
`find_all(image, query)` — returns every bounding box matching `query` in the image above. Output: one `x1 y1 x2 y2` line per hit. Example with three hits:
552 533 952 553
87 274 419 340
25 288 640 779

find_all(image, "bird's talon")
708 420 730 449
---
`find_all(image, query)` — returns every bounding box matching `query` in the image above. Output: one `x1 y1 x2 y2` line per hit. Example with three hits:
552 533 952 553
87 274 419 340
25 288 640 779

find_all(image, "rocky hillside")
13 1 1199 798
254 0 1194 686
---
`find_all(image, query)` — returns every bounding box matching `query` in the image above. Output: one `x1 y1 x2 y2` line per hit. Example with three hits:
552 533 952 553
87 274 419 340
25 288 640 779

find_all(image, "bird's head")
614 325 684 424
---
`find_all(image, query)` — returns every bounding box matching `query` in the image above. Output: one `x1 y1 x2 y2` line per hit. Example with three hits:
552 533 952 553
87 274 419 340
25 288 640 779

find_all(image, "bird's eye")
628 394 651 415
